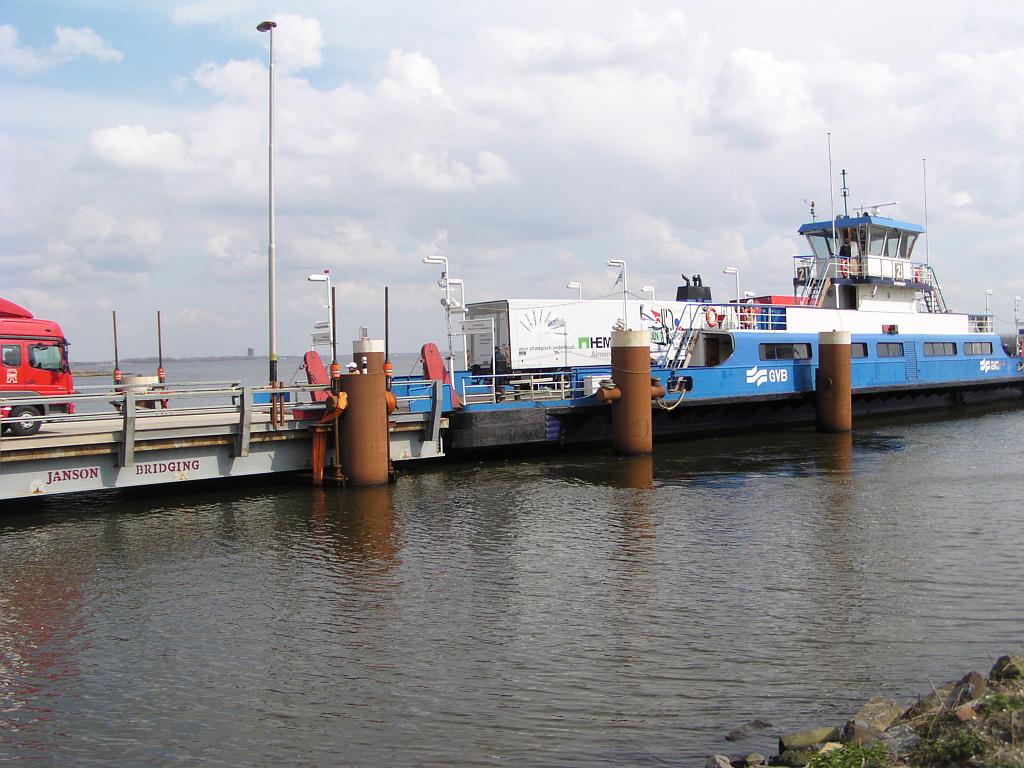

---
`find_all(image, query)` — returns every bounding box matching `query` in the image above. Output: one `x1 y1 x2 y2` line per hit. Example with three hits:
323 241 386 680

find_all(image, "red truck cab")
1 297 75 436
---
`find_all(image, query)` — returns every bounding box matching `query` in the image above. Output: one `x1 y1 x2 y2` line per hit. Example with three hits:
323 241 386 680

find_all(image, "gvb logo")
745 365 788 387
979 359 1003 373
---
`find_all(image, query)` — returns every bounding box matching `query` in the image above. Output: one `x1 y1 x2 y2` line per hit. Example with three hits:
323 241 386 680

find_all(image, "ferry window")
851 343 868 358
759 343 813 361
876 342 904 358
884 230 901 258
28 343 63 371
868 226 887 256
923 341 957 356
900 233 918 259
964 341 993 355
1 344 21 367
807 234 833 259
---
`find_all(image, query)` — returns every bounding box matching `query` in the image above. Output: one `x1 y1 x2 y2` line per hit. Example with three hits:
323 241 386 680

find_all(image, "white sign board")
460 319 494 335
311 332 331 346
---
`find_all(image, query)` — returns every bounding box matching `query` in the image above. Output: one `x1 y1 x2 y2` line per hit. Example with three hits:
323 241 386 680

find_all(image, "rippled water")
2 405 1023 766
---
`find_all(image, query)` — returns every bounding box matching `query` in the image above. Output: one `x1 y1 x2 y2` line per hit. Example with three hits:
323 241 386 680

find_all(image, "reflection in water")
0 409 1022 766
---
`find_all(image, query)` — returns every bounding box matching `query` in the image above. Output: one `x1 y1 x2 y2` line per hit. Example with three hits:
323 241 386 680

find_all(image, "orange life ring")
705 307 717 327
914 266 923 283
740 305 756 329
838 258 850 278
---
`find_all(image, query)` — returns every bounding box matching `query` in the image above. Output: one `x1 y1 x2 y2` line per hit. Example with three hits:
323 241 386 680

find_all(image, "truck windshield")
29 344 63 372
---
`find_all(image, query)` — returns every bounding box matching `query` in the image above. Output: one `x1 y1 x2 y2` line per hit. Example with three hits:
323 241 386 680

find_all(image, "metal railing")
0 383 325 463
794 255 949 311
968 314 994 333
460 371 575 405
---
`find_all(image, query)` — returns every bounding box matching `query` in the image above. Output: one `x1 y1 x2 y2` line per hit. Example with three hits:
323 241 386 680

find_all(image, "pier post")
816 330 852 433
610 329 653 455
336 338 390 486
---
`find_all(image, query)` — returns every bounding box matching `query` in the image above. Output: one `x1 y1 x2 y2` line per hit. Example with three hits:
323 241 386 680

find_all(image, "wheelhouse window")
898 233 918 259
923 341 957 356
851 342 868 358
806 233 834 259
876 342 904 358
759 343 813 361
964 341 993 355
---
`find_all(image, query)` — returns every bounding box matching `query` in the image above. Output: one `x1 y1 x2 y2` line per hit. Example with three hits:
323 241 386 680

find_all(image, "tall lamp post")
423 254 456 375
566 281 582 300
257 19 278 384
607 259 628 328
307 270 333 357
723 267 739 304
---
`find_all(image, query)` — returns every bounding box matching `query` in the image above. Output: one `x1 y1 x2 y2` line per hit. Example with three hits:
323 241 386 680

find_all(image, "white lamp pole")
257 20 278 384
984 288 993 315
447 277 468 371
607 259 628 328
566 281 582 300
723 267 739 304
423 254 455 374
307 270 333 354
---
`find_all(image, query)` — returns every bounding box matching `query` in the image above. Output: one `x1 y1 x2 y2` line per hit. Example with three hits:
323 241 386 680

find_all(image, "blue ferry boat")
400 208 1024 451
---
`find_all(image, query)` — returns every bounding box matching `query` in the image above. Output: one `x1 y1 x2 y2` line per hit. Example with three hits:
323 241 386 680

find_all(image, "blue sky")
3 1 1024 361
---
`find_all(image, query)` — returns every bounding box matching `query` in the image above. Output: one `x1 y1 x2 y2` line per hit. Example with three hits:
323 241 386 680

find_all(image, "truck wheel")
8 405 42 437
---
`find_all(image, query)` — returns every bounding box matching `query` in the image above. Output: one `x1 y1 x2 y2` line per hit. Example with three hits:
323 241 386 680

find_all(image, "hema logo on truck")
577 336 612 349
745 365 788 387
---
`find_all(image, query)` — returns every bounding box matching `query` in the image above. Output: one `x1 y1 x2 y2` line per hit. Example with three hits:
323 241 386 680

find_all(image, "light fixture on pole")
607 259 628 329
984 288 993 315
723 266 739 304
566 281 582 300
423 254 456 375
257 19 278 385
307 270 333 358
641 285 655 301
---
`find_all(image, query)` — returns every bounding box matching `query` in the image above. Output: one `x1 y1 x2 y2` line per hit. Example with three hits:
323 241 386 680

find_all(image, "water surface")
1 403 1022 766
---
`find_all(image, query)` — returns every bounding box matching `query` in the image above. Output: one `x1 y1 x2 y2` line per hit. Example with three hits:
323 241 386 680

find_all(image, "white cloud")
52 26 122 63
709 48 820 149
89 124 189 172
0 24 122 74
272 14 325 72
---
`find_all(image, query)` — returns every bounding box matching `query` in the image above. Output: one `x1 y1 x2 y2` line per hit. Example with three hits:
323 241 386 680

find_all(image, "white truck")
464 298 711 372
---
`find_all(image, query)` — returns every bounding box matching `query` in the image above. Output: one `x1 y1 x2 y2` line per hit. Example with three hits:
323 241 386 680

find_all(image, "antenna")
922 158 930 266
827 133 837 252
840 169 849 217
802 199 816 221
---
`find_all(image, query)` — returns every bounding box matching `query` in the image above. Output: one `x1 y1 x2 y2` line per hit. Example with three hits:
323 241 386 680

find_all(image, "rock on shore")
705 654 1024 768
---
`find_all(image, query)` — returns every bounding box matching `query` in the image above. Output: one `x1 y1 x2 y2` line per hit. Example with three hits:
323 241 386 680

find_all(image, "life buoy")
838 258 850 278
740 305 756 329
914 266 923 283
705 307 717 327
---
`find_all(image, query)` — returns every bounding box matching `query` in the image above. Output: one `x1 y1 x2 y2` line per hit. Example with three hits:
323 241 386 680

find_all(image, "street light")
566 281 582 300
307 270 333 358
257 19 278 384
423 254 456 375
607 259 628 329
723 266 739 304
641 285 655 301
